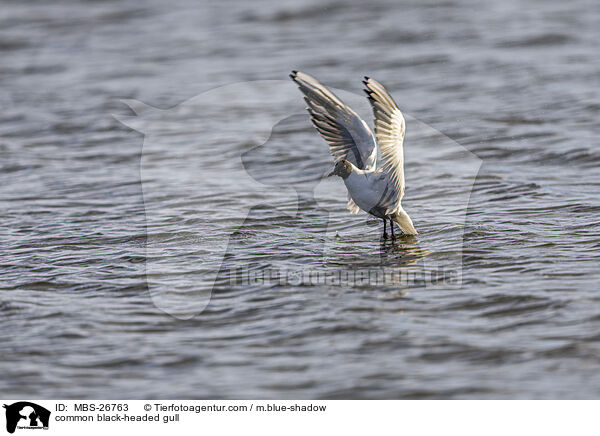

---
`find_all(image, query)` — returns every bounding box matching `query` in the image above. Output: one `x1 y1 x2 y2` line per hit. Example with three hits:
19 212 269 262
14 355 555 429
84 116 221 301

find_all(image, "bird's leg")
390 219 395 239
382 218 388 239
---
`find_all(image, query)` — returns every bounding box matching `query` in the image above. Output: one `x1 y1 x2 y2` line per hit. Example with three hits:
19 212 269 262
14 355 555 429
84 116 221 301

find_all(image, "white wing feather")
363 77 406 212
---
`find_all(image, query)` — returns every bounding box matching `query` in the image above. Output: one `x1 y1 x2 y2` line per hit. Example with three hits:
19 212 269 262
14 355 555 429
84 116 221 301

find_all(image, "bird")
290 70 417 239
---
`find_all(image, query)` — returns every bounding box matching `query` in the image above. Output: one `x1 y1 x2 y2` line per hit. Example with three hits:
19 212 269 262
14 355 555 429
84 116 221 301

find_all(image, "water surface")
1 0 599 398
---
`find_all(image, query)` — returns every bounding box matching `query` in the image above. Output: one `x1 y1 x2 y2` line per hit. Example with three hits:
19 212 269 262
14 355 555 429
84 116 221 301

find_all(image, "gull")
290 71 418 239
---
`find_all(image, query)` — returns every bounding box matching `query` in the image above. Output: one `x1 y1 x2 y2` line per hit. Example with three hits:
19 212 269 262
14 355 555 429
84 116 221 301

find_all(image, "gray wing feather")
290 71 377 170
346 197 360 214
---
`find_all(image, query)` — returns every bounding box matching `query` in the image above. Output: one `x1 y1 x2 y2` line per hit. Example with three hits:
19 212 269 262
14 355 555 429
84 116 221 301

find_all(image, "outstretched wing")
363 76 406 206
290 71 377 170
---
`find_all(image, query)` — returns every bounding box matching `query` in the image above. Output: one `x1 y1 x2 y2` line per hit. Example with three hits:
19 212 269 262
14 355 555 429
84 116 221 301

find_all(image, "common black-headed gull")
290 71 417 238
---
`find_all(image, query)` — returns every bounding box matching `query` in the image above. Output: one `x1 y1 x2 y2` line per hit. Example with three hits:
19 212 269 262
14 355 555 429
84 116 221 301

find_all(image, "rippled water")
1 0 599 399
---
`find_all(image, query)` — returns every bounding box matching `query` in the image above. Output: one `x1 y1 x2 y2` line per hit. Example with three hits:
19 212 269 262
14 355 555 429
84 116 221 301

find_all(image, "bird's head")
327 160 353 179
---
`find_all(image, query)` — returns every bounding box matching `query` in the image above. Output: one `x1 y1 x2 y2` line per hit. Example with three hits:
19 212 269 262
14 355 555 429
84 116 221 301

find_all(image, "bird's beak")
327 167 335 177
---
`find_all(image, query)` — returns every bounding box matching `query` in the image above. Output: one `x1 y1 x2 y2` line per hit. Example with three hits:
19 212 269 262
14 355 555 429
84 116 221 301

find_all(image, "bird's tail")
392 208 418 235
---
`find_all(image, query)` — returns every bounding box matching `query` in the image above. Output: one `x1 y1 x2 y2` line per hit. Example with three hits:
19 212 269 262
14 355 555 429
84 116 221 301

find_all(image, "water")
1 0 599 399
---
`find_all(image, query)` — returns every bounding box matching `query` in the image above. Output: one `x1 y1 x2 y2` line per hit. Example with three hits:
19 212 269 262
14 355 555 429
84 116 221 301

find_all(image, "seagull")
290 70 418 239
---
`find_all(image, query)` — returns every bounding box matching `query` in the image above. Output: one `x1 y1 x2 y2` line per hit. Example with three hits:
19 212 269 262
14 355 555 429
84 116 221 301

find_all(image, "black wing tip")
362 82 375 100
362 76 372 92
289 70 299 81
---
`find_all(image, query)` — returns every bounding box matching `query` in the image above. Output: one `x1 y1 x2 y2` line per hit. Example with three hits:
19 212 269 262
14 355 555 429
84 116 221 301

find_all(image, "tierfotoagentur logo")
3 402 50 434
116 79 481 319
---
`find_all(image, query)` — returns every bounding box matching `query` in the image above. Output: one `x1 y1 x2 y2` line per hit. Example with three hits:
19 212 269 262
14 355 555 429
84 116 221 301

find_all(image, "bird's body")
290 70 418 238
343 168 387 218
